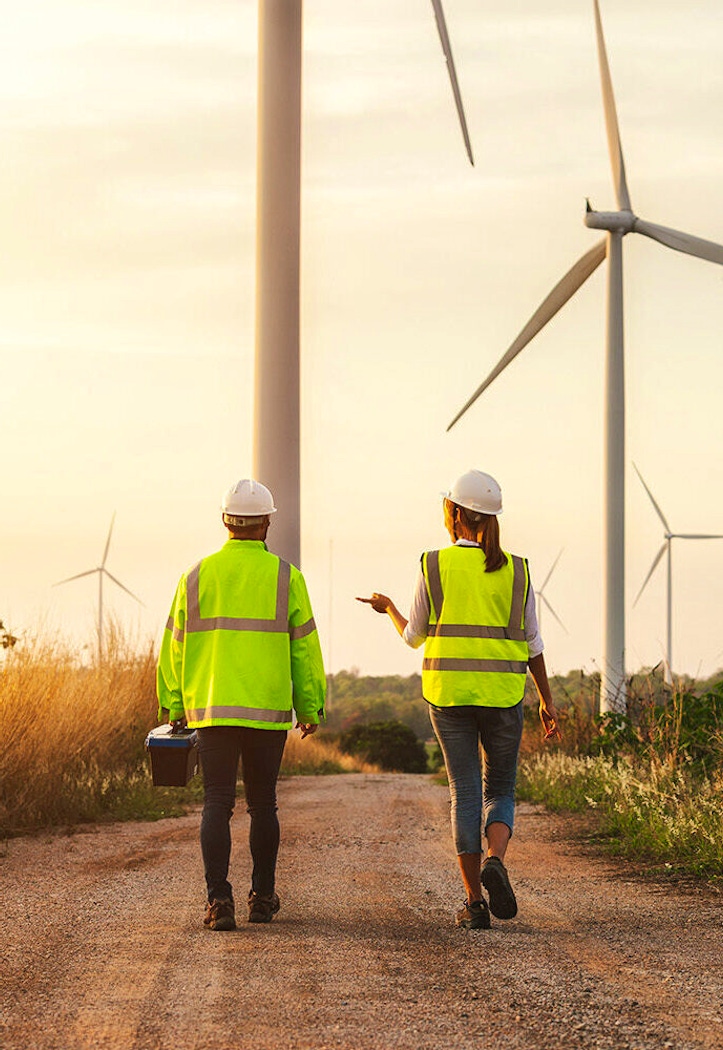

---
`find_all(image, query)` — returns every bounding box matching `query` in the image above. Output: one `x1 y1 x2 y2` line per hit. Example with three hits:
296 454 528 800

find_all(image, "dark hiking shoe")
204 897 236 931
248 891 280 924
481 855 518 919
455 898 491 930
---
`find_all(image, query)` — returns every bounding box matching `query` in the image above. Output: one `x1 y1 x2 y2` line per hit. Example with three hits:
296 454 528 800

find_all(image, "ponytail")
455 506 507 573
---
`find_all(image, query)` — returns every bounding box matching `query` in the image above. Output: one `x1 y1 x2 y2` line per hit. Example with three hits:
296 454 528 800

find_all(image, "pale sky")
1 0 722 683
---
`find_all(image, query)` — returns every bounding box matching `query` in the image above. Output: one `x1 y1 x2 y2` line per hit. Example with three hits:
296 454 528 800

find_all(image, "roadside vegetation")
517 671 723 878
3 633 723 879
0 632 375 837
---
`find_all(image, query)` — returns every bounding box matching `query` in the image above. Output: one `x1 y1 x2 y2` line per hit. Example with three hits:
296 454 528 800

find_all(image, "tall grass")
0 631 374 836
519 675 723 878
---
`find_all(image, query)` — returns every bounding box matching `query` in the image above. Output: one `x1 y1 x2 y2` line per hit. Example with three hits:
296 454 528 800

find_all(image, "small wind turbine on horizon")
536 550 568 636
633 465 723 686
54 514 143 662
446 0 723 713
254 0 474 567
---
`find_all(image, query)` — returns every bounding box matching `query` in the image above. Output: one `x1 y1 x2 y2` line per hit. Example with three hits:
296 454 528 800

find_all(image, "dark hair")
455 506 507 573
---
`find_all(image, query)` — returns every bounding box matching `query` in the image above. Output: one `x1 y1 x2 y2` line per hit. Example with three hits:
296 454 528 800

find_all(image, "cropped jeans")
429 701 524 855
197 726 287 904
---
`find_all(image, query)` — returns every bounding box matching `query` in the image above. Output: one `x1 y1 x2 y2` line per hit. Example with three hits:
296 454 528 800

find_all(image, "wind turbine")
255 0 474 566
633 465 723 686
446 0 723 713
54 514 143 662
536 549 568 636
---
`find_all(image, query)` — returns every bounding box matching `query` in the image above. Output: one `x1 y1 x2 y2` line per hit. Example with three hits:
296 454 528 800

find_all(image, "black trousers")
197 725 287 903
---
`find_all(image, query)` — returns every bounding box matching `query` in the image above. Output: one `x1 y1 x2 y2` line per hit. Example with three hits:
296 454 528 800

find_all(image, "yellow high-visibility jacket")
421 545 530 708
156 540 326 730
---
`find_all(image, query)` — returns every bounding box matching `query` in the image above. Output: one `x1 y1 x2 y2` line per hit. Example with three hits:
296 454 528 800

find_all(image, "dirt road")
2 773 722 1050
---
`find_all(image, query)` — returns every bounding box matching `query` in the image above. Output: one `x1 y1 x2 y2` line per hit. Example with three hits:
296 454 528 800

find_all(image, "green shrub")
337 720 429 773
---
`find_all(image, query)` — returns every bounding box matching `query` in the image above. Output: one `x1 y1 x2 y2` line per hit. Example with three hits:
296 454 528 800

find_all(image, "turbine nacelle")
584 206 635 234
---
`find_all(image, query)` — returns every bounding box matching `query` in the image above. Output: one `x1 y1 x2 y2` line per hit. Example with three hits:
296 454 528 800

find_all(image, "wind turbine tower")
54 514 143 662
633 465 723 686
447 0 723 713
254 0 474 566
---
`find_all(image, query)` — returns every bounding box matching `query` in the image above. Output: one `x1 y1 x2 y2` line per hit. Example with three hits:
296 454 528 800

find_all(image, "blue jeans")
429 701 524 854
197 726 287 903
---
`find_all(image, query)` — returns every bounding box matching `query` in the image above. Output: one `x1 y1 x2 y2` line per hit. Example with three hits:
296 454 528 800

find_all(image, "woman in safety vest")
358 469 560 930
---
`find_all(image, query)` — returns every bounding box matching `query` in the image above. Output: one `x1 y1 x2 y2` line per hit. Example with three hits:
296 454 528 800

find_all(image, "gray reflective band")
187 705 292 724
509 555 526 632
166 616 185 642
290 617 316 641
426 550 444 621
186 558 293 635
427 623 526 641
423 658 528 674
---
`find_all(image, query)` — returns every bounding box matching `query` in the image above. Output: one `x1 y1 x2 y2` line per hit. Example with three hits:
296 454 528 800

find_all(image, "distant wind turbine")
536 550 568 636
255 0 474 566
54 514 143 661
633 465 723 686
447 0 723 713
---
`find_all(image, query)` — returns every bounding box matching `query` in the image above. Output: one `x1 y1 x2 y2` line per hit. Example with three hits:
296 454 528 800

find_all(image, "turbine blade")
633 463 671 532
103 570 144 606
633 542 667 607
539 548 565 592
102 512 117 568
54 568 100 586
593 0 631 211
430 0 474 165
633 218 723 266
540 594 568 634
675 534 723 541
447 239 607 430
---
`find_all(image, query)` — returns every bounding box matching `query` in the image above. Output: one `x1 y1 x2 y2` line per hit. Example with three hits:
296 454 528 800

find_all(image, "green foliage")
337 720 429 773
326 671 431 739
518 751 723 878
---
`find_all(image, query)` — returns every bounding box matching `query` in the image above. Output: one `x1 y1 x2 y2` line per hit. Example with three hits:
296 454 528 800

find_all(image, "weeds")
519 673 723 878
0 632 374 836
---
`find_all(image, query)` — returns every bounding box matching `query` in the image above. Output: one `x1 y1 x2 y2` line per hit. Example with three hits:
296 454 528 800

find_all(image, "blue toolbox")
145 724 199 786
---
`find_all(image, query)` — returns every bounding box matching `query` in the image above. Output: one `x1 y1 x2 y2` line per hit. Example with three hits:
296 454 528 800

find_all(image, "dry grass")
0 630 375 836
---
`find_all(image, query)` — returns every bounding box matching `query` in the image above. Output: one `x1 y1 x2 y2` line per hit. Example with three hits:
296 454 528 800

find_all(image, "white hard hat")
444 469 503 515
221 479 277 520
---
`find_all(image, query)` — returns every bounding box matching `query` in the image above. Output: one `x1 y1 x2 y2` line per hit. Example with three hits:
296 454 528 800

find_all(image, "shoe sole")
456 915 491 930
481 861 517 919
208 917 236 931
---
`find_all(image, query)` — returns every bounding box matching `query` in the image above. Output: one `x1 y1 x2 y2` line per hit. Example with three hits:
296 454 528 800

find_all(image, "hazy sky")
1 0 722 684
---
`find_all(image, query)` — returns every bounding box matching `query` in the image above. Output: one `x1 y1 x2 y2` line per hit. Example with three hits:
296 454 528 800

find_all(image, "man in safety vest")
157 479 326 931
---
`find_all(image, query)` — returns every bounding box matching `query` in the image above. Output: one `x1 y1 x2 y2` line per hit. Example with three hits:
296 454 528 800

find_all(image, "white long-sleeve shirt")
402 539 544 658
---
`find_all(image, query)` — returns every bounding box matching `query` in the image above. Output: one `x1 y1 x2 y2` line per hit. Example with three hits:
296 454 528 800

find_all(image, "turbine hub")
584 207 636 234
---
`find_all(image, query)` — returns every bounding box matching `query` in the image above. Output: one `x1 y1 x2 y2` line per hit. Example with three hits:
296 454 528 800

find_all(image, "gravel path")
2 773 722 1050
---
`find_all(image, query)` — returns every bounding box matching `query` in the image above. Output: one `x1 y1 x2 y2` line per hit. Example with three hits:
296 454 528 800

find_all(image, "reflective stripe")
509 555 527 631
185 559 292 634
428 623 526 641
290 617 316 641
426 550 444 622
166 616 185 643
423 658 528 674
187 705 292 724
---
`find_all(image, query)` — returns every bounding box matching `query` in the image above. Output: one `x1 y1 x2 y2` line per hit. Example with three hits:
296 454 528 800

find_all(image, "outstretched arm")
356 593 409 639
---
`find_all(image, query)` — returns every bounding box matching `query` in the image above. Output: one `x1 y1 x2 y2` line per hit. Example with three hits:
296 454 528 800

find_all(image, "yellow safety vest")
156 540 326 730
421 545 530 708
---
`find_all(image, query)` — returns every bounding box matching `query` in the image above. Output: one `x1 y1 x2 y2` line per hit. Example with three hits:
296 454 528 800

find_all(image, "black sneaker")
455 898 491 930
204 897 236 931
481 855 518 919
248 891 281 924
